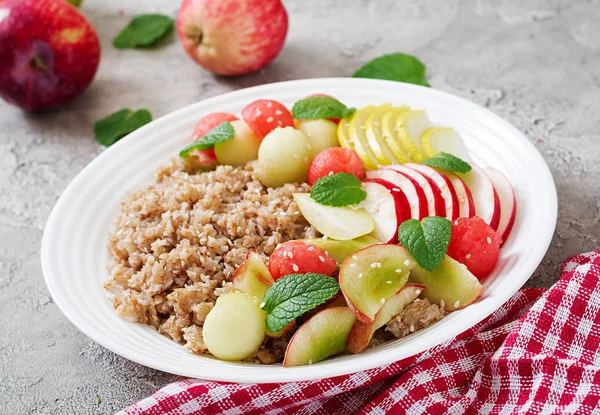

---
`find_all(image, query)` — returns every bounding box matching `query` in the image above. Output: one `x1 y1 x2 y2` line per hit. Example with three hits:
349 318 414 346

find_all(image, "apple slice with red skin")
339 244 416 322
406 163 460 221
366 169 427 220
385 164 445 218
347 283 425 354
444 170 475 218
359 179 411 243
283 307 356 367
484 167 517 244
459 164 501 230
408 255 483 311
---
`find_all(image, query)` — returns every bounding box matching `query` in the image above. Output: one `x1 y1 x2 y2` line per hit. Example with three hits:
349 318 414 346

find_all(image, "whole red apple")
176 0 288 76
0 0 101 111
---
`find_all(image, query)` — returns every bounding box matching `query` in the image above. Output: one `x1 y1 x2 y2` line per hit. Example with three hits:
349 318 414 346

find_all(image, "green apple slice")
381 106 411 163
346 283 424 354
348 106 380 169
232 252 274 300
420 127 471 161
365 104 398 165
409 255 483 311
293 193 375 241
283 306 355 367
304 235 379 264
339 244 416 322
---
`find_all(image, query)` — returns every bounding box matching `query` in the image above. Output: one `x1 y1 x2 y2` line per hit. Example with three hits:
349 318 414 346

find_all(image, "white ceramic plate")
41 78 557 383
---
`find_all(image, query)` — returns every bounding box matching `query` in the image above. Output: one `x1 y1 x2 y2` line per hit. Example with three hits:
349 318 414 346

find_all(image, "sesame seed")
487 236 492 244
404 259 410 266
256 110 262 117
266 116 274 123
409 324 415 332
358 273 363 278
454 300 460 308
278 121 283 126
352 255 358 261
395 269 401 273
260 302 265 308
275 110 282 115
440 300 446 308
454 219 459 225
392 188 401 192
415 290 421 295
377 263 382 268
267 102 272 108
349 263 356 268
309 359 313 365
465 254 472 259
380 298 386 304
294 211 299 215
292 263 299 272
288 252 294 259
322 235 328 241
319 256 325 262
328 171 334 176
386 280 392 284
371 263 378 268
308 246 314 251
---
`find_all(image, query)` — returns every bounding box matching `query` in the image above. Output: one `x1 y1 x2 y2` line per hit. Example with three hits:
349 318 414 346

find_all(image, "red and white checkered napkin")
120 251 600 415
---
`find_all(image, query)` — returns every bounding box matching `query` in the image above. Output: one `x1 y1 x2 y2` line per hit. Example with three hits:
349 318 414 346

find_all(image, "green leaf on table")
291 96 356 120
94 109 152 147
353 53 430 87
398 216 452 271
113 14 174 49
422 152 472 174
179 122 235 158
261 273 340 333
310 172 367 207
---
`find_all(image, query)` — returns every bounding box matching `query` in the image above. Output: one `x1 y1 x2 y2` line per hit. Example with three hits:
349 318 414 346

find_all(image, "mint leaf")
113 14 173 49
353 53 429 87
179 122 235 158
261 273 340 333
398 217 451 271
292 96 356 120
94 109 152 147
310 173 367 207
422 152 472 174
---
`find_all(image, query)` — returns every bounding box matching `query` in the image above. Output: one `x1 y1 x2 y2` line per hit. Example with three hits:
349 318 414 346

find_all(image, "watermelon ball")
307 93 341 123
189 112 239 161
307 147 365 186
268 241 337 281
241 99 294 140
447 216 502 280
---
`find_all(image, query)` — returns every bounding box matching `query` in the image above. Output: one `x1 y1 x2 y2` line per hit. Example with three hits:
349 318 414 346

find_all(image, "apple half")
347 283 425 354
459 164 501 230
484 167 517 244
360 179 411 243
339 244 416 322
366 169 427 220
283 307 356 367
386 164 445 218
232 252 274 299
408 255 483 311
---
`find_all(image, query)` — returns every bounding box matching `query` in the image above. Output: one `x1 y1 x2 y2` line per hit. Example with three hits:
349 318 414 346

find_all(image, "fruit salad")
178 95 517 367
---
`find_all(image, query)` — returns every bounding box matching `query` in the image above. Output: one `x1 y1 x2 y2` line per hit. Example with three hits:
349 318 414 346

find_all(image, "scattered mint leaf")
113 14 174 49
179 122 235 158
261 273 340 333
292 96 356 120
398 217 452 271
94 109 152 147
310 173 367 207
353 53 430 87
422 152 472 174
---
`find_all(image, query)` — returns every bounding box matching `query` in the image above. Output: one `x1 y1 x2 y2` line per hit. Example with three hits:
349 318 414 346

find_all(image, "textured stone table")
1 0 599 413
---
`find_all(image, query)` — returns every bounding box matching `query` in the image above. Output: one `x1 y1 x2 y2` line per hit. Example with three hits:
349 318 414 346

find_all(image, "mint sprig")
179 122 235 158
422 152 472 174
113 14 174 49
353 53 430 87
398 217 452 271
94 109 152 147
291 96 356 120
261 273 340 333
310 173 367 207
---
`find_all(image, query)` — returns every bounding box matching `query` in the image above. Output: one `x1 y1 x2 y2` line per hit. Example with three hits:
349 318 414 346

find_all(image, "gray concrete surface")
1 0 599 413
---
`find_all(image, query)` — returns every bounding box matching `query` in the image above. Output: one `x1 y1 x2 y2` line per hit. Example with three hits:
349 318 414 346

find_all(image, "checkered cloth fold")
120 250 600 415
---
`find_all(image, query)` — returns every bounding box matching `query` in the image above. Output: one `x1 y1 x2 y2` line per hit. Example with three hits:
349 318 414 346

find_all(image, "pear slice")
339 244 416 322
232 252 274 300
408 255 483 311
381 106 411 163
365 104 398 165
347 283 424 354
303 235 379 265
394 110 432 162
293 193 374 241
420 127 471 161
283 307 356 367
348 106 380 169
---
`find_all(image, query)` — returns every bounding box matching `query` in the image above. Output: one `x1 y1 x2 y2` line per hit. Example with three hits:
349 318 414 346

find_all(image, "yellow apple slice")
348 106 380 169
365 104 398 165
381 106 411 164
394 110 432 162
337 118 354 150
420 127 471 161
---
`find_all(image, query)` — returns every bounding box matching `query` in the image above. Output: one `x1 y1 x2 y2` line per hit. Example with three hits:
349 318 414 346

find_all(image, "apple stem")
30 56 47 71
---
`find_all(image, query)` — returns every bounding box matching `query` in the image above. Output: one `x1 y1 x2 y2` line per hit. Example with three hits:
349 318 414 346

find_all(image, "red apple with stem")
176 0 288 76
0 0 101 111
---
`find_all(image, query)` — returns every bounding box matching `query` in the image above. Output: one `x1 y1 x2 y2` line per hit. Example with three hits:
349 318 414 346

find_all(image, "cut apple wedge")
304 235 379 265
339 244 416 322
484 167 517 244
394 110 432 162
444 170 475 218
365 104 399 165
459 164 501 230
407 163 459 221
366 169 427 220
293 193 375 241
360 179 411 243
408 255 483 311
232 252 274 300
347 283 424 354
348 106 380 169
283 306 356 367
420 127 471 161
386 164 445 218
381 106 411 164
